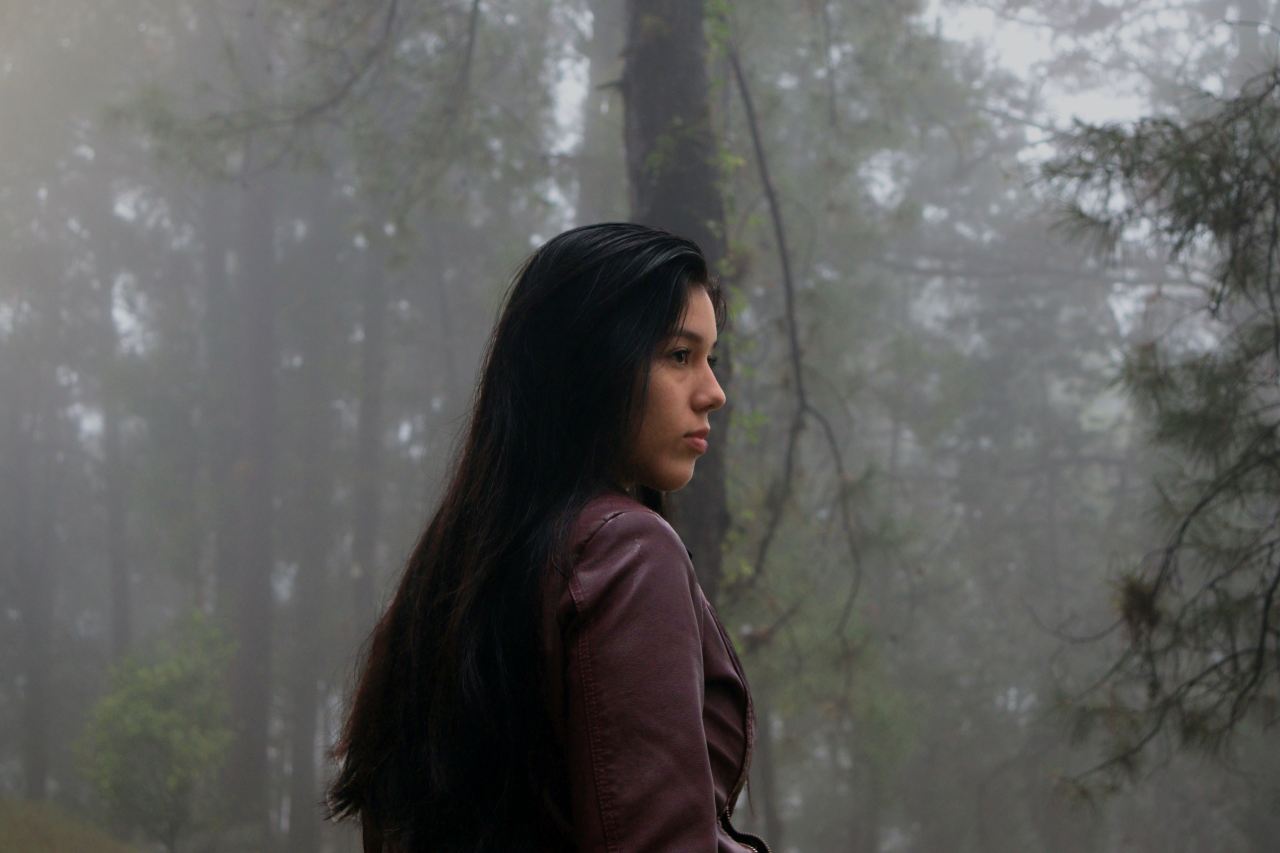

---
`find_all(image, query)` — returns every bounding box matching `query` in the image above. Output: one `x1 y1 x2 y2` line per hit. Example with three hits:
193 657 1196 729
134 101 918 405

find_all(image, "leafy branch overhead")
1046 66 1280 781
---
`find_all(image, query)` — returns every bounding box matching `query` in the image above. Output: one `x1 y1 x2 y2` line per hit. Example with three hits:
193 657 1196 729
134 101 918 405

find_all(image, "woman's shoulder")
569 490 683 557
563 491 696 601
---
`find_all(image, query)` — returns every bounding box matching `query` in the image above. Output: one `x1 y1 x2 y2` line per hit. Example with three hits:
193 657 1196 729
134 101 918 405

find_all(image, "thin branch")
726 46 804 407
268 0 400 131
1022 595 1125 645
453 0 482 106
723 43 866 717
1229 553 1280 722
725 41 806 589
1151 431 1278 598
815 1 838 128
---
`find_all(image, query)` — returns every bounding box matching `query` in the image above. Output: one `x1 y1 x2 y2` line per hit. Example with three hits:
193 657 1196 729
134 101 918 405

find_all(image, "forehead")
671 287 718 341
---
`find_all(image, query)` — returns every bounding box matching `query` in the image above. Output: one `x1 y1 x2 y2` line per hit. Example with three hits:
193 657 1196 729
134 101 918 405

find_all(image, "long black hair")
328 223 726 851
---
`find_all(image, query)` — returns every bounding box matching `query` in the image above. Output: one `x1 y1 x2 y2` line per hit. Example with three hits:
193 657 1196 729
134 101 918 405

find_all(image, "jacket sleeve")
563 509 718 852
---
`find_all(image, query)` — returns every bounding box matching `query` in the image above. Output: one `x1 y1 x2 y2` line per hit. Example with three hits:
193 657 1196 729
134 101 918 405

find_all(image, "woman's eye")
707 354 719 368
671 349 691 364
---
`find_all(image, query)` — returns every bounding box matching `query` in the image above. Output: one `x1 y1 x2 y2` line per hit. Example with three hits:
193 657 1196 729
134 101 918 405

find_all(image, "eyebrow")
671 329 719 347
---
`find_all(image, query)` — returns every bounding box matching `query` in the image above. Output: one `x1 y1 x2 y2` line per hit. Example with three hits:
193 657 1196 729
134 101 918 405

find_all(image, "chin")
645 465 696 493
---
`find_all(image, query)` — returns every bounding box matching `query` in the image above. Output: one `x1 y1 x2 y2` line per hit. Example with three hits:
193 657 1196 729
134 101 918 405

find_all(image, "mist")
3 1 1279 851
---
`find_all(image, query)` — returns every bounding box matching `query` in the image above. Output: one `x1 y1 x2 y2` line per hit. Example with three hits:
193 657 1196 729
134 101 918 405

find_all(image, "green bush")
78 612 233 852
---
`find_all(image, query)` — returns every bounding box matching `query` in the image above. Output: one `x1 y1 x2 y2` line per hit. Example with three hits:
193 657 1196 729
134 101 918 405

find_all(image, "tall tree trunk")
9 304 59 800
352 245 388 620
226 168 279 838
622 0 731 599
203 184 243 617
157 230 205 608
19 417 57 801
88 191 138 659
851 754 881 853
750 681 784 849
286 181 340 853
101 361 132 659
577 0 627 222
200 178 250 836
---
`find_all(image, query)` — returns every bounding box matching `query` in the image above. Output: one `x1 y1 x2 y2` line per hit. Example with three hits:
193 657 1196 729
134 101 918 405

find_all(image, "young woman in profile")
328 223 770 853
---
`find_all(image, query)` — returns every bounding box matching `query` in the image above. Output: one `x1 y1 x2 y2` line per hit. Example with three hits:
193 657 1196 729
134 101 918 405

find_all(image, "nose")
696 361 727 412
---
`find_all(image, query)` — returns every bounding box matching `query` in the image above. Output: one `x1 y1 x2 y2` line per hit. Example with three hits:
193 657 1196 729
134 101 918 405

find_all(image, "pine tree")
1047 66 1280 779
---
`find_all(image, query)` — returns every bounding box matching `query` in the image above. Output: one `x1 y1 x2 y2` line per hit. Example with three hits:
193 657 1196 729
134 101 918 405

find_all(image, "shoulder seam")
575 505 665 554
569 509 662 613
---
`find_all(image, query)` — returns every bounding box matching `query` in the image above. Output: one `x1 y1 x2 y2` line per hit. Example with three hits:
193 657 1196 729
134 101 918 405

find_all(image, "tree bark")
18 427 56 802
352 244 388 620
750 681 785 849
7 292 60 800
622 0 731 599
577 0 627 223
203 184 243 618
285 180 340 853
85 188 135 661
226 167 279 837
101 355 132 659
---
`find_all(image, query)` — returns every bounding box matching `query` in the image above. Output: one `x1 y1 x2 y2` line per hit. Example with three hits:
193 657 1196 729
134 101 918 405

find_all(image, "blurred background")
4 0 1280 850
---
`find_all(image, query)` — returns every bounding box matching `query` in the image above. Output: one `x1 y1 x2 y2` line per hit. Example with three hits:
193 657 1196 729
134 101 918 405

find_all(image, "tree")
697 2 1137 846
78 613 233 852
622 0 732 598
106 1 593 842
1047 66 1280 781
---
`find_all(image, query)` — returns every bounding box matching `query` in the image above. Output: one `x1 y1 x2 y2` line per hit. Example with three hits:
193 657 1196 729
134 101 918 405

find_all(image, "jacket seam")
568 509 642 853
570 587 621 852
567 503 727 852
705 596 755 821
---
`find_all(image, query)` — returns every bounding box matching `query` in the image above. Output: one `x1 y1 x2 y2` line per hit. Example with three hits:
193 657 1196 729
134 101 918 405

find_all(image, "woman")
328 223 770 852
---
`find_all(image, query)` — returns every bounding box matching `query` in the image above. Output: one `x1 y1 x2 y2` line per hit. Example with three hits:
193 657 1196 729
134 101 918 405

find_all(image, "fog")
3 1 1279 851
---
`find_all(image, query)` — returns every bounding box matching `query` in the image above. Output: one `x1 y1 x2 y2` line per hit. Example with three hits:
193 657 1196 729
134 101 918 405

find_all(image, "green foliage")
105 85 235 180
704 0 732 55
1047 70 1280 302
78 613 234 852
1047 66 1280 782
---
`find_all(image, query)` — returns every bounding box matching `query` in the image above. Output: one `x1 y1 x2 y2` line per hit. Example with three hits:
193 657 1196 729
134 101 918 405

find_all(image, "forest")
3 0 1280 851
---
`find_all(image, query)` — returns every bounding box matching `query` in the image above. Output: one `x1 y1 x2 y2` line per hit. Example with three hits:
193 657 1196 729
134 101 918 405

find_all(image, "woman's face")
624 286 727 492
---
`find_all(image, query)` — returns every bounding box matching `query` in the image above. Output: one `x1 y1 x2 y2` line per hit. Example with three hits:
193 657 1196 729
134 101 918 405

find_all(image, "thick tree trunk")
85 198 139 659
203 185 243 616
750 681 784 849
285 182 340 853
226 170 279 837
9 325 59 800
622 0 731 599
852 755 881 853
19 450 55 802
577 0 627 222
84 172 137 659
160 231 204 608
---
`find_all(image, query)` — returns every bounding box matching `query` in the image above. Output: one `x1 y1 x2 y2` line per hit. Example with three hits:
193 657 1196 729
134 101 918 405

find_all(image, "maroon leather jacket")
360 491 770 852
540 491 770 852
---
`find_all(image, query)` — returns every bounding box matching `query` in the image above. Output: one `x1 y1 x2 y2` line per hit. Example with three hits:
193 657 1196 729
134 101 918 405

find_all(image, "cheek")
644 377 682 426
630 381 682 460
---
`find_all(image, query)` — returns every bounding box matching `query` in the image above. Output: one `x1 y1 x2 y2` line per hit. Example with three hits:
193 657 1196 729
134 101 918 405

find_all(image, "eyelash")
671 348 718 368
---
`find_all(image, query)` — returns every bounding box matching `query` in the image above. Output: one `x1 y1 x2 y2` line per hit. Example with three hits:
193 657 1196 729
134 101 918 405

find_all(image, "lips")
684 428 710 454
